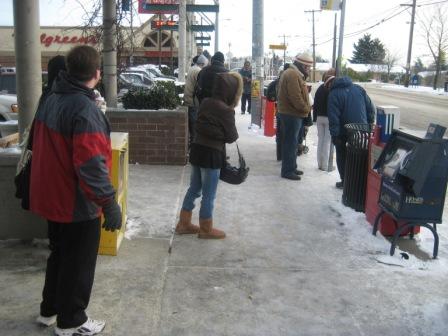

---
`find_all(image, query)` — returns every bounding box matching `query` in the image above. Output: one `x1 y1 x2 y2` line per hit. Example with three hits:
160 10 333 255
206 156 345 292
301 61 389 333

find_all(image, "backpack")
266 79 278 102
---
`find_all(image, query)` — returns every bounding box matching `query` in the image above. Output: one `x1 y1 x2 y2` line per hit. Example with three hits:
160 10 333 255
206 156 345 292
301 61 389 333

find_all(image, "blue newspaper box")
376 105 400 143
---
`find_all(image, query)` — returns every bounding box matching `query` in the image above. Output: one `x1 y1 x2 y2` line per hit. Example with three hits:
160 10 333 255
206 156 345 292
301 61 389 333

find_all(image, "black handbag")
14 120 34 210
219 143 249 185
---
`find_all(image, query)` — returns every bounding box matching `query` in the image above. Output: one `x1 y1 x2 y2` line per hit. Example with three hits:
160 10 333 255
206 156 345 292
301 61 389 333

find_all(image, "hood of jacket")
211 72 243 108
332 76 353 90
52 71 96 99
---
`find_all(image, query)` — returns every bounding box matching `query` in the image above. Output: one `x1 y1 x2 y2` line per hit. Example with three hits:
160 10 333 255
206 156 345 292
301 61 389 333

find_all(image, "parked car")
117 74 151 100
120 72 155 87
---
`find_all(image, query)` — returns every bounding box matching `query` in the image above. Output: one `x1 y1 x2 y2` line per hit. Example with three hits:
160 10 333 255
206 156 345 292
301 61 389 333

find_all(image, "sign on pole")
139 0 179 14
269 44 287 50
320 0 341 11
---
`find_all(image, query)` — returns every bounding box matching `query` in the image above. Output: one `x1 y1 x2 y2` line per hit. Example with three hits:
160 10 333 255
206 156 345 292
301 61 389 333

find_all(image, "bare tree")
384 49 400 82
419 4 448 90
69 0 137 71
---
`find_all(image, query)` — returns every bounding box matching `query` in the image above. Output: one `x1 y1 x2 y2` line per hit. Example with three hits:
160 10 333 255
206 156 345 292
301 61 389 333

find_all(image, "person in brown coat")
276 53 312 180
175 72 243 239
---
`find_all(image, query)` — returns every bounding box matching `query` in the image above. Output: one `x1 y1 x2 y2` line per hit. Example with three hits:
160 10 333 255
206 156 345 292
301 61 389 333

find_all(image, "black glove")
102 200 122 232
332 136 342 147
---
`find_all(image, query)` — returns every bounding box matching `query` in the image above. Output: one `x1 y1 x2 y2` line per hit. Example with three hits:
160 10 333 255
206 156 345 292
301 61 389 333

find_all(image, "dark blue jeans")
241 93 251 113
278 113 303 176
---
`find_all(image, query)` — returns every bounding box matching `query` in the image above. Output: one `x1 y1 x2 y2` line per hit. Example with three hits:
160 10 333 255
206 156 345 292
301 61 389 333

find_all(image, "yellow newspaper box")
99 132 129 256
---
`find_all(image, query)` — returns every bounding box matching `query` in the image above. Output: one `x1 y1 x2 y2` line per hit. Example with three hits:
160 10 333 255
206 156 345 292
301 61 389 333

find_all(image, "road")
362 84 448 131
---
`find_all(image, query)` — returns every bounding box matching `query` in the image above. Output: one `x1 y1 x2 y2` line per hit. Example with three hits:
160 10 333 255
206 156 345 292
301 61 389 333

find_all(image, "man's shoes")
36 314 57 327
336 181 344 189
54 318 105 336
294 169 304 175
281 173 301 181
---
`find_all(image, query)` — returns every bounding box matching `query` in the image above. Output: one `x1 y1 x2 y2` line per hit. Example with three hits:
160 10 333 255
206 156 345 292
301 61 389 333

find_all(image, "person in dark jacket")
176 72 243 239
195 51 228 103
239 60 252 114
313 68 335 171
327 75 375 189
31 46 121 336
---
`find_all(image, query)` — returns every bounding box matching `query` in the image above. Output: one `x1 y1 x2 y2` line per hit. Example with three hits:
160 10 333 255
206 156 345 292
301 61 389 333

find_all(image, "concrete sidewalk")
1 113 447 336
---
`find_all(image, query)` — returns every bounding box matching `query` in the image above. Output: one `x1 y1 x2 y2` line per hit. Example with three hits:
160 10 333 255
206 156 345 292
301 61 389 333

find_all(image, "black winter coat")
196 60 228 103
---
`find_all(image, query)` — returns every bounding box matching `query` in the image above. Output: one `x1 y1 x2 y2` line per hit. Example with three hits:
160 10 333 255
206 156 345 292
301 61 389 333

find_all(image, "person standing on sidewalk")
313 68 335 171
30 45 122 336
276 53 312 180
183 54 209 147
176 72 243 239
239 60 252 114
327 75 375 189
195 51 228 104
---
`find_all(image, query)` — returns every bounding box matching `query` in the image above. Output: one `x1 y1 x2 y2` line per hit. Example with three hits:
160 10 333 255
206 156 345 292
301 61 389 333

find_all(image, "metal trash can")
342 123 374 212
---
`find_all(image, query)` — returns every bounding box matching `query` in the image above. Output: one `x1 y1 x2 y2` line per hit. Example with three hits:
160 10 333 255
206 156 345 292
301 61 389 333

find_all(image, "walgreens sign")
40 34 98 48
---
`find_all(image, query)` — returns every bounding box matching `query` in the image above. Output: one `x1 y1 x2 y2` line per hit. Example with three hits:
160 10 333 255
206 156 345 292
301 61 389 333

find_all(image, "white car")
0 94 18 121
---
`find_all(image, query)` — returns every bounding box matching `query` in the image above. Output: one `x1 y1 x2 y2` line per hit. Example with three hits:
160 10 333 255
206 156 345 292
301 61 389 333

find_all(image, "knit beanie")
196 54 209 66
211 51 225 64
295 53 313 67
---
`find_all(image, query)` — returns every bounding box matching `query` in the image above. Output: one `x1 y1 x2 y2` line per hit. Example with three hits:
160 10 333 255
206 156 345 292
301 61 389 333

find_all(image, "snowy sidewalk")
1 112 447 335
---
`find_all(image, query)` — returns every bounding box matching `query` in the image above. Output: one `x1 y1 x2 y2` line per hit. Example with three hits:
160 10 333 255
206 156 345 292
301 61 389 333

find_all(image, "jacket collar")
289 63 305 79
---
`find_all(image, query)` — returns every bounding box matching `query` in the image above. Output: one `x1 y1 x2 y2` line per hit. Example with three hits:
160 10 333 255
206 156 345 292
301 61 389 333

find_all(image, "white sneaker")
54 318 105 336
36 314 57 326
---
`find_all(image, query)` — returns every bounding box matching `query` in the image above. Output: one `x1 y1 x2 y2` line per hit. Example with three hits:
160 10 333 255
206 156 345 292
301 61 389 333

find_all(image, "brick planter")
106 107 188 165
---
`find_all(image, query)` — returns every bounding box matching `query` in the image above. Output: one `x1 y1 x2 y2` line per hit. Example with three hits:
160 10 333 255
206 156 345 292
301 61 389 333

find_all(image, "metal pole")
103 0 117 107
178 0 187 82
214 0 219 53
335 0 346 77
283 34 286 64
13 0 42 141
403 0 417 88
332 12 337 68
251 0 264 127
158 14 162 69
170 15 174 73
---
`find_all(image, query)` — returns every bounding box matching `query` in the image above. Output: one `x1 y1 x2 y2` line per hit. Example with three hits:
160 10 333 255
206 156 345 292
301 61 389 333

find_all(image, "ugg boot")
198 218 226 239
175 209 199 234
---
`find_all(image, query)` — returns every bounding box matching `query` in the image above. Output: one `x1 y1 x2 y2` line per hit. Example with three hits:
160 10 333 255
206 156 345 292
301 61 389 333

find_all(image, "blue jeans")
181 165 220 219
278 113 303 176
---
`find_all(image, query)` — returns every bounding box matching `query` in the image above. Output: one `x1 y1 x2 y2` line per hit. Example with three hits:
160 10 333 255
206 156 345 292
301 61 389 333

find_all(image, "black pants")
40 218 101 328
187 106 198 147
334 136 348 181
241 93 251 113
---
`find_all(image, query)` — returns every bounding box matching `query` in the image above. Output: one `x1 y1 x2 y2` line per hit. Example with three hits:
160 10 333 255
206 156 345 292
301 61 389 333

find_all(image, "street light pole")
13 0 42 141
335 0 346 77
252 0 264 127
178 0 187 82
402 0 417 88
103 0 117 107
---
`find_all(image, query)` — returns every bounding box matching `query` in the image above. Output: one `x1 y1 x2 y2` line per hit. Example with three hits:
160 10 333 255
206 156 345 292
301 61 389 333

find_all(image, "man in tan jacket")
277 53 312 180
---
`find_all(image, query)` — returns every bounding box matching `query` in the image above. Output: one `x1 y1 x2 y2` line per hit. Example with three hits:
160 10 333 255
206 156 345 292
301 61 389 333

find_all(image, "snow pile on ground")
380 83 448 96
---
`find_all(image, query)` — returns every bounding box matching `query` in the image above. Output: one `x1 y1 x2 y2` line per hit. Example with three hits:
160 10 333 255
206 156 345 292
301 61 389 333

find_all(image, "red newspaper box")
263 98 276 137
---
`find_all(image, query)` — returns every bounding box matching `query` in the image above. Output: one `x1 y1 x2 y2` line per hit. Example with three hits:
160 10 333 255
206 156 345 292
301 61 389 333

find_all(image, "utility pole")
335 0 346 77
305 9 321 82
103 0 117 108
178 0 187 82
402 0 417 88
278 34 289 65
252 0 264 127
13 0 42 141
332 12 337 68
158 14 162 69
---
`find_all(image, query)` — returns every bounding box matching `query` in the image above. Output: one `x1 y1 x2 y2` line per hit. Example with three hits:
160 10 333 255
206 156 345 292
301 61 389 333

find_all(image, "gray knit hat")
196 54 209 66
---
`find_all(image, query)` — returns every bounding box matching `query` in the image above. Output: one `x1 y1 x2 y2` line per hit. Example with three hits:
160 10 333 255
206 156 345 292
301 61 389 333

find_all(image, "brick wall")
106 107 188 165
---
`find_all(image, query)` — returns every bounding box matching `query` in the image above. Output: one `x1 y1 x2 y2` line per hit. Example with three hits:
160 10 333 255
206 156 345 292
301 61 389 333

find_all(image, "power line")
417 0 448 6
315 7 409 46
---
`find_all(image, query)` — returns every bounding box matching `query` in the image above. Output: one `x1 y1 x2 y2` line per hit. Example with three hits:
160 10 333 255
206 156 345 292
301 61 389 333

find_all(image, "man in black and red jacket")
30 45 121 336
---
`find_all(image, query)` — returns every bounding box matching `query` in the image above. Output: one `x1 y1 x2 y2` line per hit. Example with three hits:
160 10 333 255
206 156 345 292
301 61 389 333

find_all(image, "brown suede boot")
198 218 226 239
175 209 199 234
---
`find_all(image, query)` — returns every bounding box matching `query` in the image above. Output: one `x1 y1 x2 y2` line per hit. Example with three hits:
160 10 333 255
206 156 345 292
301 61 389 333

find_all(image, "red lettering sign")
40 33 98 47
